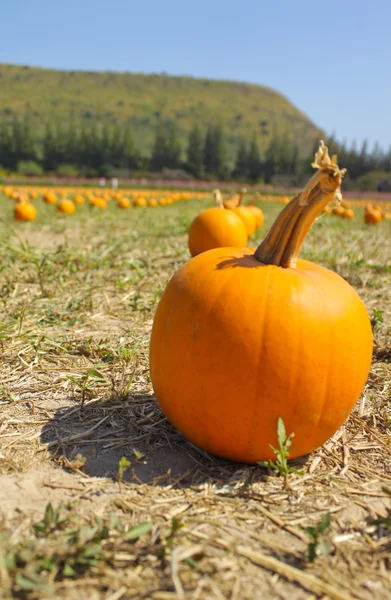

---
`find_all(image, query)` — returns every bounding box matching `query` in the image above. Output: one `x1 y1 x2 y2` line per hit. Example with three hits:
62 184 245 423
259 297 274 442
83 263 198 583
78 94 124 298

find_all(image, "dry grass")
0 193 390 600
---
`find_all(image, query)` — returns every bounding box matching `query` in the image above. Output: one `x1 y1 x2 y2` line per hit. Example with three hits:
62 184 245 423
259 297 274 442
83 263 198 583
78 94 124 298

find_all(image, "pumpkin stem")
213 189 224 209
237 188 247 206
254 141 346 268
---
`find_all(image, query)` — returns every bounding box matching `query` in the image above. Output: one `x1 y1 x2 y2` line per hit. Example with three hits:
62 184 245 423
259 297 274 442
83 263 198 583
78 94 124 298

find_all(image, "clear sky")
2 0 390 149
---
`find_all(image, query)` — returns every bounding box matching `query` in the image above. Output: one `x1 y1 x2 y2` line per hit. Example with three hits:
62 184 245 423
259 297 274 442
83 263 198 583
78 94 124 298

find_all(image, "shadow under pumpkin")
39 391 308 488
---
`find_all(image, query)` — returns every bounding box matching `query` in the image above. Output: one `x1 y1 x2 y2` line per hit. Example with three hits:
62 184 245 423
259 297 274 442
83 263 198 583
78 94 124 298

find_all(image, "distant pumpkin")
57 199 75 215
14 202 37 221
43 191 57 205
117 197 131 209
188 190 248 257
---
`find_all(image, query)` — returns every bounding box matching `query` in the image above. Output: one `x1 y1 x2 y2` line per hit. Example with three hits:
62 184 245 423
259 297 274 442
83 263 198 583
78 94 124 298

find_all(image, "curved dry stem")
254 141 346 268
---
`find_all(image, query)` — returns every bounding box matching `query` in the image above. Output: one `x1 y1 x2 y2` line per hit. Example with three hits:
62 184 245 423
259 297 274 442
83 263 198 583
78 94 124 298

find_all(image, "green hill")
0 63 321 159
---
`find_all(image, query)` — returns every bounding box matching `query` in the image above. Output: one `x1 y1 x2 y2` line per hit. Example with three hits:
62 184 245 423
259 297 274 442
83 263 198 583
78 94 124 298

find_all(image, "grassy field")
0 192 390 599
0 63 320 156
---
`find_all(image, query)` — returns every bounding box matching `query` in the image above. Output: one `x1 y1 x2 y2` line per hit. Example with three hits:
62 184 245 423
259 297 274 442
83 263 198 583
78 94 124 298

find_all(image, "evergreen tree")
263 134 280 183
202 123 227 178
64 113 79 165
203 124 215 174
110 122 124 167
10 117 25 168
121 122 137 169
100 121 113 166
213 123 227 179
85 121 101 170
166 122 181 169
357 139 369 175
42 122 57 171
186 123 204 178
383 146 391 172
347 140 359 179
20 108 37 162
232 137 249 180
76 121 89 169
289 141 300 176
369 141 383 172
0 117 13 168
247 135 262 182
53 121 68 168
151 121 168 171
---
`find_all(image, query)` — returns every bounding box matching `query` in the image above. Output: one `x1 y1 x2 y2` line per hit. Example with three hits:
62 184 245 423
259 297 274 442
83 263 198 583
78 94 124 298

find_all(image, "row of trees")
0 110 390 187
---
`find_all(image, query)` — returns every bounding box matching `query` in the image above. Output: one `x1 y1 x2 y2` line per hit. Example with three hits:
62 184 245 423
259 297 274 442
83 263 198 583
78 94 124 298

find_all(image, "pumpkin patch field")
0 177 390 599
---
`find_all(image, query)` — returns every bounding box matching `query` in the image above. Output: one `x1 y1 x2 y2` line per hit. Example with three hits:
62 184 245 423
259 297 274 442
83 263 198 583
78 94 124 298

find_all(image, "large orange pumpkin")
150 142 373 463
188 190 248 257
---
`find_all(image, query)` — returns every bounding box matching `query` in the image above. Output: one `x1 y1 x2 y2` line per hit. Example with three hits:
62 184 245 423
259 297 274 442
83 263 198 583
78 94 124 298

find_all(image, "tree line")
0 109 390 188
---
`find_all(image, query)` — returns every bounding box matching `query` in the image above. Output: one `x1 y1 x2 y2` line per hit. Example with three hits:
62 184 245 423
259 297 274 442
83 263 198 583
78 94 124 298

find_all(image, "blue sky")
2 0 390 149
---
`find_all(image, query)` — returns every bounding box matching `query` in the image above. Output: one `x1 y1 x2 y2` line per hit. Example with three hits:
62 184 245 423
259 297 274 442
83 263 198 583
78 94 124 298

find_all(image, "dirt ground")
0 197 390 600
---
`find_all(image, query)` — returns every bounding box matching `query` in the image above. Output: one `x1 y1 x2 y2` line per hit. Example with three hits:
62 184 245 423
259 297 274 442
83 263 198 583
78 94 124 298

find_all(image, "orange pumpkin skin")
332 205 345 217
43 192 57 205
231 206 257 236
188 208 248 257
133 197 147 208
14 202 37 221
117 197 131 209
248 206 264 229
57 199 75 214
364 208 382 224
342 208 355 219
150 247 373 463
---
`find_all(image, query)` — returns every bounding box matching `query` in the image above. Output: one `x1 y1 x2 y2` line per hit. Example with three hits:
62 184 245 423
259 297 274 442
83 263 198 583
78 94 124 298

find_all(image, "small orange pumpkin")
43 191 57 205
332 205 345 217
117 197 131 209
150 142 373 463
57 199 75 215
133 197 147 208
364 204 382 225
230 207 257 236
228 189 257 236
90 197 107 210
342 208 355 219
247 205 264 229
14 202 37 221
223 187 246 210
188 190 248 257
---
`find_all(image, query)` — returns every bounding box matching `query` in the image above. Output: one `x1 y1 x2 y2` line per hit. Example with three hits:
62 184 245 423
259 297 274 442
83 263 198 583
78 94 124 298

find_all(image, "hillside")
0 64 321 159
